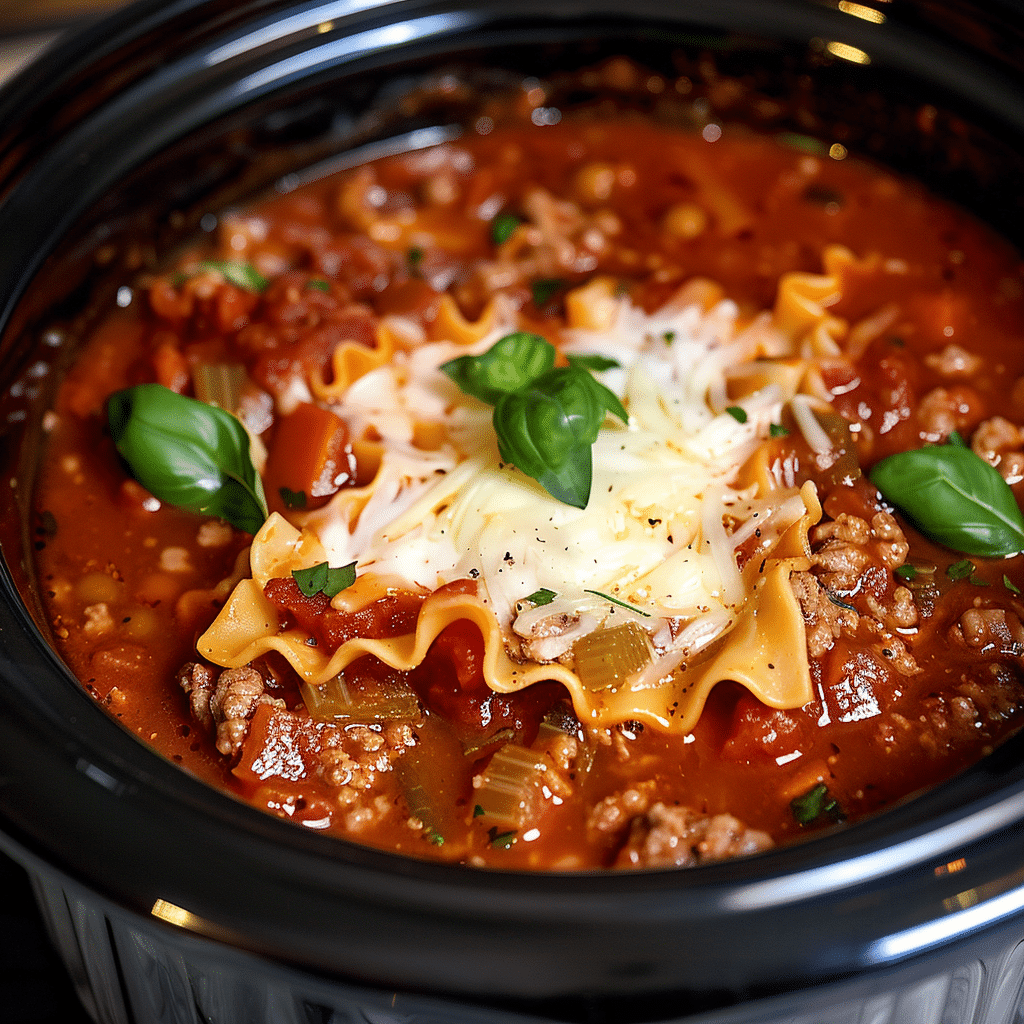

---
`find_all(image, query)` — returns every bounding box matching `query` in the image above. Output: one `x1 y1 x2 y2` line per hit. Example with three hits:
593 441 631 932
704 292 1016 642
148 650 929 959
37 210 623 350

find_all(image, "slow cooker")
3 1 1024 1022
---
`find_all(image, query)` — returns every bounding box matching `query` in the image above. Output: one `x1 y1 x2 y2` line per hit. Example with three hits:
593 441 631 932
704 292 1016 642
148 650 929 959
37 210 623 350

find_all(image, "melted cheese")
200 280 834 732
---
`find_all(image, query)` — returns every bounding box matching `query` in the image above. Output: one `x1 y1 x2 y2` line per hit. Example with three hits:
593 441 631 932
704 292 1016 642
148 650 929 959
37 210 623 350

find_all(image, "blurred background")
0 9 130 1024
0 0 128 78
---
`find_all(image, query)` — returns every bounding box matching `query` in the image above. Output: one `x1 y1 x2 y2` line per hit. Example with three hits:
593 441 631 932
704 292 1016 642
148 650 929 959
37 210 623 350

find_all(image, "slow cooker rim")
2 0 1024 1005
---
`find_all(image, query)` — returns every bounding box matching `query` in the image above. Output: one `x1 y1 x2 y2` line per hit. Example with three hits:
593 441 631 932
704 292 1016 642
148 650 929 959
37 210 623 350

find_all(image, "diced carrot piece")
152 340 190 393
263 401 355 512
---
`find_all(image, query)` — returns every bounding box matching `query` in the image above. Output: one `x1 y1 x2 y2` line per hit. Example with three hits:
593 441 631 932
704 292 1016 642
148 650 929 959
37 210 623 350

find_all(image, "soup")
29 85 1024 869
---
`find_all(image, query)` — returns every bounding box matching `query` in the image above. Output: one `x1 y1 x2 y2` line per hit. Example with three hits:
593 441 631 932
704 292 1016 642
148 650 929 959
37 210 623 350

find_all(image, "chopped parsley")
292 560 357 599
279 487 307 510
491 212 521 245
790 783 844 826
584 589 650 617
531 278 564 307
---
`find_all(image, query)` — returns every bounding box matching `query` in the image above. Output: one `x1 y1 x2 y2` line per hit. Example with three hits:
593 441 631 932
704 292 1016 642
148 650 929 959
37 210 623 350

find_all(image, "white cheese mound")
306 293 795 659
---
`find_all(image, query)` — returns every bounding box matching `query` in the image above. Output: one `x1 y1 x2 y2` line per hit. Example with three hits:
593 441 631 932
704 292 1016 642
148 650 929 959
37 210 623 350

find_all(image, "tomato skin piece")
264 577 423 648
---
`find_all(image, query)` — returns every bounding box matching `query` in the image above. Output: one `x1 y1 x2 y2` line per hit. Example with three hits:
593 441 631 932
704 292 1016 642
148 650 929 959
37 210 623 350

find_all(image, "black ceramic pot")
3 2 1024 1022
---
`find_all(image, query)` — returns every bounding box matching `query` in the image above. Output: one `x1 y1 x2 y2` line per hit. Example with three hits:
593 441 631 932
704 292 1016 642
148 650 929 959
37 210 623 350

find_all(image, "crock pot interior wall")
3 2 1024 1023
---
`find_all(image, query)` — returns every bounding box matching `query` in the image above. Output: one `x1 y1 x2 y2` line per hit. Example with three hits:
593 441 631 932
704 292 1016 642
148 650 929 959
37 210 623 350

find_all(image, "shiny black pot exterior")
2 2 1024 1022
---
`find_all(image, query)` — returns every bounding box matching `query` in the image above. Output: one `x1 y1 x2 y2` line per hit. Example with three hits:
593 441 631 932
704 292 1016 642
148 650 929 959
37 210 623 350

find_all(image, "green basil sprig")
870 435 1024 558
107 383 268 534
441 333 626 508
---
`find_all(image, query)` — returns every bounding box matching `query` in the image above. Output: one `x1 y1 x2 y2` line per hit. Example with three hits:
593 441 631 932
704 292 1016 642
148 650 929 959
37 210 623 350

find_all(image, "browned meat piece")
177 661 281 758
176 661 216 728
797 509 918 671
586 782 656 841
210 666 268 757
615 804 773 868
954 607 1024 660
320 722 416 808
790 570 859 657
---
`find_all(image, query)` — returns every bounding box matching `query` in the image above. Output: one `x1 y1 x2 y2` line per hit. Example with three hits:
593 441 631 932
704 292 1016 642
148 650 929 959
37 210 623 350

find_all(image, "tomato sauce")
27 111 1024 869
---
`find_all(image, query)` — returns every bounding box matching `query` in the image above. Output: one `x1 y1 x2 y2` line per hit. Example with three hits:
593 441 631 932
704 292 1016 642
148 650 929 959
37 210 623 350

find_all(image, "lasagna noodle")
198 496 817 735
198 265 861 736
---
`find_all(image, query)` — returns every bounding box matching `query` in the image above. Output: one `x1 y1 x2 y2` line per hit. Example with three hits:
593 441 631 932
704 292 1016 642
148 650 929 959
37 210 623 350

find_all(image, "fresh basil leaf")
870 441 1024 558
531 278 564 307
494 366 625 508
292 560 357 598
566 353 620 372
196 260 268 292
525 588 557 606
443 334 627 507
726 405 748 424
491 213 521 246
107 384 268 533
440 332 555 405
895 564 917 581
494 387 594 508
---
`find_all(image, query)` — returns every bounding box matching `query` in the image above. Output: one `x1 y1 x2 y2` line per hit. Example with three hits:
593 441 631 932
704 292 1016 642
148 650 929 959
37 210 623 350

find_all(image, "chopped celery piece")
462 727 515 758
300 674 420 722
194 363 246 413
396 751 445 846
474 743 547 829
572 621 652 692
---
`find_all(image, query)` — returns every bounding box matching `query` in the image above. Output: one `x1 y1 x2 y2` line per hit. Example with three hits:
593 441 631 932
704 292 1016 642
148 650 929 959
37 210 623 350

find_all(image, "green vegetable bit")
790 783 843 826
292 560 357 599
1005 574 1021 595
894 564 917 581
769 422 789 438
583 589 651 617
531 278 564 307
946 559 975 582
524 588 557 607
488 828 517 849
280 487 307 510
725 406 748 424
107 383 268 534
870 436 1024 558
491 212 521 246
195 260 268 292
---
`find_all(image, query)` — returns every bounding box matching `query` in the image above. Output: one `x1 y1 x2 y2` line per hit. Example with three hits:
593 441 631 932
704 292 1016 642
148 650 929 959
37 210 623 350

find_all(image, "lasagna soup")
30 103 1024 869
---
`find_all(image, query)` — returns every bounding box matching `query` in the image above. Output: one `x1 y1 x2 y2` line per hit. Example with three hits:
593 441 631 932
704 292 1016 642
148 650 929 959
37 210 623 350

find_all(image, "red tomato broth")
29 115 1024 870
